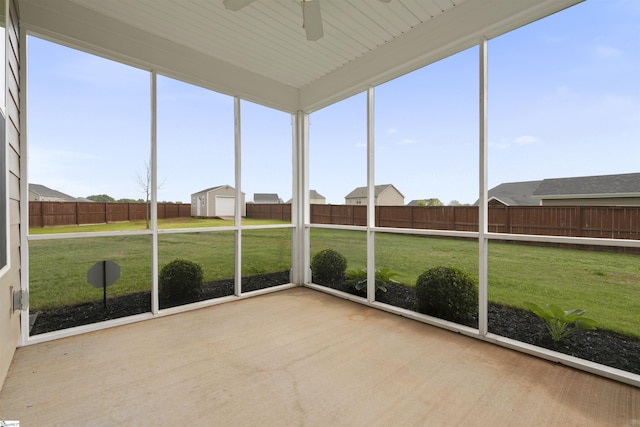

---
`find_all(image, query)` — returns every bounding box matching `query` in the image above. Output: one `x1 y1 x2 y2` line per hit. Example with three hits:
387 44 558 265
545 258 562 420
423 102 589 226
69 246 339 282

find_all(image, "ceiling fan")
223 0 391 42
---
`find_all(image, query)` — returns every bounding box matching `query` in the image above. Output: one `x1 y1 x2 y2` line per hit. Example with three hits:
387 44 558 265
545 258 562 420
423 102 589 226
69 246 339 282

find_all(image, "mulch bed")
31 275 640 375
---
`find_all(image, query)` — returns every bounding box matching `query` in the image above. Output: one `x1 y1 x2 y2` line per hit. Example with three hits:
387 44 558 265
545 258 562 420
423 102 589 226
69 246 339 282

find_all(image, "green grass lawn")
29 222 640 338
310 228 640 337
29 217 286 234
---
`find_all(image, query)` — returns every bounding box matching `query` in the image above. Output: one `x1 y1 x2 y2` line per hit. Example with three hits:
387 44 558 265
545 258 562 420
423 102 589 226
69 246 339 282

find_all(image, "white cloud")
397 138 418 145
593 44 622 59
514 135 540 145
489 140 511 149
387 128 399 134
355 142 367 148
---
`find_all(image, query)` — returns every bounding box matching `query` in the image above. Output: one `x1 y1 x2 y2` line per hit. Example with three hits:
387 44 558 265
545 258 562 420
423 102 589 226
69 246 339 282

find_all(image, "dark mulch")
31 275 640 375
319 281 640 375
30 271 290 335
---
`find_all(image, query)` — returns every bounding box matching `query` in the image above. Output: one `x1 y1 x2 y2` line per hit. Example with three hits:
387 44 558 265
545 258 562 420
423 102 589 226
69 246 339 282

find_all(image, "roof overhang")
533 193 640 200
19 0 583 113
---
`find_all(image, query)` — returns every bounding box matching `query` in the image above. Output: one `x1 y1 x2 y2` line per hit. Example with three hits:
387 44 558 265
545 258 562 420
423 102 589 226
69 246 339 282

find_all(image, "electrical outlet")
11 286 26 312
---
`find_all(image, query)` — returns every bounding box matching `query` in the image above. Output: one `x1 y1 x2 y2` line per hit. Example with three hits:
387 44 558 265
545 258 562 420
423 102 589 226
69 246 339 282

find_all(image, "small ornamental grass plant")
524 302 597 343
159 259 204 302
310 249 347 286
415 266 478 323
345 267 399 293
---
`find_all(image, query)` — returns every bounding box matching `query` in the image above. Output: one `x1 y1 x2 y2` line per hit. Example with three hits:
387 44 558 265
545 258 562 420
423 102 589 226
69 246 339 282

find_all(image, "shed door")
215 196 235 216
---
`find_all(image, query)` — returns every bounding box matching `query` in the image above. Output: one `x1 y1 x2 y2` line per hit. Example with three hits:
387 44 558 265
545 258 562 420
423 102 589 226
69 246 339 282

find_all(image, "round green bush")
310 249 347 286
415 266 478 323
159 259 204 302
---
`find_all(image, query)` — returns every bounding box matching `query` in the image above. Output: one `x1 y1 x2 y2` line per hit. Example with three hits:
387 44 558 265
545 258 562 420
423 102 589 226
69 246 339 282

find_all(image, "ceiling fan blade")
302 0 323 41
223 0 258 11
379 0 392 2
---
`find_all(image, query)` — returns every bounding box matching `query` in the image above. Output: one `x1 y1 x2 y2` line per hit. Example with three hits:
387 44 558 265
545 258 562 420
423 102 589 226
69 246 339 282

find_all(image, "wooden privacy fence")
32 202 640 240
246 204 640 240
29 202 191 227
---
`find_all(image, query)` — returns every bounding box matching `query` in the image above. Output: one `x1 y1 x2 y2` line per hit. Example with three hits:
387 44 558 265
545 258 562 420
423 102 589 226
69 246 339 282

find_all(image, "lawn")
28 222 640 337
28 217 286 234
310 228 640 337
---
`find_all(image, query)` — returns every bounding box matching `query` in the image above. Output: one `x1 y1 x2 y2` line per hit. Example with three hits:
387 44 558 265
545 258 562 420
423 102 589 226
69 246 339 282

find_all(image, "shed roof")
192 185 241 195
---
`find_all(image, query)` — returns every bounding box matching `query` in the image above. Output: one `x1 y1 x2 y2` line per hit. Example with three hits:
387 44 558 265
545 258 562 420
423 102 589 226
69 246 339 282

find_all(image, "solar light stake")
87 260 121 310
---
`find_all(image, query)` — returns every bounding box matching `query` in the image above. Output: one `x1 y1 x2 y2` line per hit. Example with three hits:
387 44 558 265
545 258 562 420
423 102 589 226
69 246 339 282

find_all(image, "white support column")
292 111 310 284
366 87 376 303
478 39 489 335
234 97 242 296
150 71 159 315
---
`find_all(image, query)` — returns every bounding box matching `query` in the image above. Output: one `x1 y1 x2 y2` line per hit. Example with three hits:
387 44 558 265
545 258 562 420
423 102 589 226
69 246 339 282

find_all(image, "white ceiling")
20 0 583 113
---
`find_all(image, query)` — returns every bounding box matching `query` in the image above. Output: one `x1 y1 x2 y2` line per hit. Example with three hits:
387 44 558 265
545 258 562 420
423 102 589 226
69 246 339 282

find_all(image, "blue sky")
28 0 639 205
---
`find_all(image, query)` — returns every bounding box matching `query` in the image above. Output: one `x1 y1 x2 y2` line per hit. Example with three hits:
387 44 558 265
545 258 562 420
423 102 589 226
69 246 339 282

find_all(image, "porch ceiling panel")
20 0 583 113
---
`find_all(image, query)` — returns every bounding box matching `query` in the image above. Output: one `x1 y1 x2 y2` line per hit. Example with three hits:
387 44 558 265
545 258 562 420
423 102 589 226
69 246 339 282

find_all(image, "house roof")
286 190 325 204
487 180 542 206
533 173 640 199
309 190 325 200
20 0 582 113
254 193 281 203
29 183 76 201
345 184 404 199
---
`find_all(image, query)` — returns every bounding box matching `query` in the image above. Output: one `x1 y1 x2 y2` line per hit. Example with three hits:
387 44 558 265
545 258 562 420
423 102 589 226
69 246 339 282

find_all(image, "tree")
135 162 165 229
87 194 115 202
135 162 153 229
416 198 443 206
449 200 462 206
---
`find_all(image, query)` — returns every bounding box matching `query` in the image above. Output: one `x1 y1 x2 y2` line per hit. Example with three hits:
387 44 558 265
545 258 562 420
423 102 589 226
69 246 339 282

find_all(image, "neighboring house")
344 184 404 206
485 180 542 206
532 173 640 206
29 184 77 202
191 185 246 217
309 190 326 205
253 193 283 204
285 190 326 205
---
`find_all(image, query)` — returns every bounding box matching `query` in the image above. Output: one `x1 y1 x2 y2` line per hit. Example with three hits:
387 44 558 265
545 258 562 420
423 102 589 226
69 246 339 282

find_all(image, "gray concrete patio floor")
1 287 638 426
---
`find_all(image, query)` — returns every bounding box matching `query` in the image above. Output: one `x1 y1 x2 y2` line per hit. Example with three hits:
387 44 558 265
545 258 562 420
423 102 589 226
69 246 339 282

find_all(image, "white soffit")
20 0 583 113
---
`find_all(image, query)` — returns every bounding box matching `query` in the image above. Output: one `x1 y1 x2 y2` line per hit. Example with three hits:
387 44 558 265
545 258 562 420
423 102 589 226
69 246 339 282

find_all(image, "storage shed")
190 185 246 217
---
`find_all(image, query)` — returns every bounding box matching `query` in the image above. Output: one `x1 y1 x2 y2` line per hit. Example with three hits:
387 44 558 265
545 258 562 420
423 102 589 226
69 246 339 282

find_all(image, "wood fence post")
576 206 582 237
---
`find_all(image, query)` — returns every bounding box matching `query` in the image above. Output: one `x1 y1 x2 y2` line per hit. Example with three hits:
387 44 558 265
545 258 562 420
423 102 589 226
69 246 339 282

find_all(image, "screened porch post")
478 39 489 335
234 97 242 296
366 87 376 302
292 111 310 285
150 70 159 315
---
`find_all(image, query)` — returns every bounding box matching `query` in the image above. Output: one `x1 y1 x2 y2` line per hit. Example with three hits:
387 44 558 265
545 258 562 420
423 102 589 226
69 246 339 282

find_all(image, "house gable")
485 180 542 206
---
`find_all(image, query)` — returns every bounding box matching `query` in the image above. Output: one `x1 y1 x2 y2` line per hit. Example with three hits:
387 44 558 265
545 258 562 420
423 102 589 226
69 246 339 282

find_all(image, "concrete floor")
0 287 638 426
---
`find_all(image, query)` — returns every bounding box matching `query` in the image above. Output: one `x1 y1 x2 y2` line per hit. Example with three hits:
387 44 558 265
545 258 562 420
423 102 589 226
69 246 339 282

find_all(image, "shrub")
415 266 478 322
524 302 597 343
159 259 204 302
310 249 347 286
345 267 399 293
